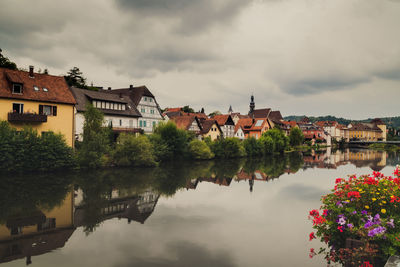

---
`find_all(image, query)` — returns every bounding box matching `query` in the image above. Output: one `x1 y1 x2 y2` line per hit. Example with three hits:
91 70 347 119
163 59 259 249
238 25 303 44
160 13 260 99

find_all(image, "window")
122 104 126 110
33 86 39 91
119 119 122 126
152 121 156 127
150 98 153 102
12 103 23 113
141 108 145 113
43 87 48 92
255 120 263 127
143 121 147 127
106 102 110 109
12 84 22 94
144 97 147 101
139 120 143 127
150 109 154 114
39 105 57 116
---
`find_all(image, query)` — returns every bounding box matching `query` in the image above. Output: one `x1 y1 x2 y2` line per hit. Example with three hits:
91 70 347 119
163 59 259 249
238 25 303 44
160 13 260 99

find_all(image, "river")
0 148 399 266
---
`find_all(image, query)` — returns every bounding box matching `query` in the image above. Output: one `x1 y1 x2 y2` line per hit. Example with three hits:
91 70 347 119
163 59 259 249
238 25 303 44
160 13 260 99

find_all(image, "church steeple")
228 105 233 114
249 94 255 115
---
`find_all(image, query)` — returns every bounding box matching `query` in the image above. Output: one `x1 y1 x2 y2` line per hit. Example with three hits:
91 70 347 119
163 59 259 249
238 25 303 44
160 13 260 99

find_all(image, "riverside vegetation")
0 104 305 172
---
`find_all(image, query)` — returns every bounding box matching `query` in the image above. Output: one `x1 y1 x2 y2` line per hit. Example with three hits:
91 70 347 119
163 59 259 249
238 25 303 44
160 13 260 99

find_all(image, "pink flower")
309 232 316 241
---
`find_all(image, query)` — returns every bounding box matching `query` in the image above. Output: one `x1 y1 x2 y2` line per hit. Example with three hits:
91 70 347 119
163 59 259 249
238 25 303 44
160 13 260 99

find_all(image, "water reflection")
0 148 397 266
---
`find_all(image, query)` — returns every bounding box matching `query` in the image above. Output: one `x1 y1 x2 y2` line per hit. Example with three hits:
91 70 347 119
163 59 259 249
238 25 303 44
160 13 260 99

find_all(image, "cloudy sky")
1 0 399 119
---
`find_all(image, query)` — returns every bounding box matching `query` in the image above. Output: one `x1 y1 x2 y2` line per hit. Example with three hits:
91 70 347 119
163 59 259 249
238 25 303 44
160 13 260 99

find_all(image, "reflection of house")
0 191 75 265
186 177 233 188
0 66 76 147
74 189 160 226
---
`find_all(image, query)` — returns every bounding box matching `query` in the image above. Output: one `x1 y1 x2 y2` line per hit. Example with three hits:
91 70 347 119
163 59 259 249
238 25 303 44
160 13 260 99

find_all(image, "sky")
1 0 399 120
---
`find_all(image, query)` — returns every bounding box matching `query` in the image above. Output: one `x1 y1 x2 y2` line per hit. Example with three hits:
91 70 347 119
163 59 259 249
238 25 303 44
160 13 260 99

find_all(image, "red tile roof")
269 111 283 122
0 67 76 105
170 116 201 131
234 118 253 133
212 114 234 126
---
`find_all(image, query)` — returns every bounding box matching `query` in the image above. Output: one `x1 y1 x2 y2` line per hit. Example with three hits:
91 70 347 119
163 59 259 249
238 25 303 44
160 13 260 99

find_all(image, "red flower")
347 191 361 198
309 209 319 217
337 226 344 232
309 232 316 241
335 178 343 184
359 261 373 267
323 209 329 217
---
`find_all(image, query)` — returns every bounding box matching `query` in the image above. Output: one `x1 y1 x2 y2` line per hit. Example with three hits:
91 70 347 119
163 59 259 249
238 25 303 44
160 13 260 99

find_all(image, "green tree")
188 139 214 160
289 127 304 147
182 105 195 113
113 133 156 167
64 67 87 88
77 104 110 168
210 137 246 158
0 49 17 70
260 128 289 153
243 137 263 157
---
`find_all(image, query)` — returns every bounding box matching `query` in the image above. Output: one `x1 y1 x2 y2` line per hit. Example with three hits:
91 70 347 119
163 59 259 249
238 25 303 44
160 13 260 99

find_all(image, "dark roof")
349 123 382 132
251 108 271 118
107 85 155 106
269 111 283 122
371 118 385 125
70 87 141 117
200 119 221 134
0 67 76 105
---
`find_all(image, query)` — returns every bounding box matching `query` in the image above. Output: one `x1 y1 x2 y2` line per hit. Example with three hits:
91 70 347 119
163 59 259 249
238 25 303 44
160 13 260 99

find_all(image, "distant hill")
283 115 400 128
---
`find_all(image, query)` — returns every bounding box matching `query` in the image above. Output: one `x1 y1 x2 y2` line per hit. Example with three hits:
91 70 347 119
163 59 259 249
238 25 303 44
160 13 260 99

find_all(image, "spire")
228 105 233 114
249 94 255 116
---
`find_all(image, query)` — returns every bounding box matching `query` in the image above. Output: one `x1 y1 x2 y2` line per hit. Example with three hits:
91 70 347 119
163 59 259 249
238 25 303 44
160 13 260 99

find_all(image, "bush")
113 133 156 167
210 137 246 158
261 128 289 153
289 127 304 147
243 137 263 157
188 139 214 160
152 121 190 159
259 135 274 154
0 121 74 172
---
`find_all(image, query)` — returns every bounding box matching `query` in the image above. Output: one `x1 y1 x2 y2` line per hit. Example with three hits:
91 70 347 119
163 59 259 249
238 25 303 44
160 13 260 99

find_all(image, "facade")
212 114 235 138
70 87 142 140
234 126 245 140
200 119 222 140
170 115 202 135
248 118 271 139
348 121 386 141
108 85 164 133
298 123 327 142
315 121 342 141
0 66 76 147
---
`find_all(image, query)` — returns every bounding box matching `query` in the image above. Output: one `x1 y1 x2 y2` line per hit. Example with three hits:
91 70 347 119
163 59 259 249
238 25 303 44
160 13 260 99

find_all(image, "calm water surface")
0 149 399 267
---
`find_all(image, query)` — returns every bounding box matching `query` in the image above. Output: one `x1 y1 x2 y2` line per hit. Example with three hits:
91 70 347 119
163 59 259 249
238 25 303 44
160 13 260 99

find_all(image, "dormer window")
34 86 39 91
43 87 48 92
12 84 22 94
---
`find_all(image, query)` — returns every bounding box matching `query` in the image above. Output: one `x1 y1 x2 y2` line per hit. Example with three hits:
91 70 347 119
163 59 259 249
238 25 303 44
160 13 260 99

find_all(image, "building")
107 85 164 133
348 120 386 141
170 115 202 136
212 114 235 138
0 66 76 147
71 87 142 140
315 121 342 141
200 119 222 140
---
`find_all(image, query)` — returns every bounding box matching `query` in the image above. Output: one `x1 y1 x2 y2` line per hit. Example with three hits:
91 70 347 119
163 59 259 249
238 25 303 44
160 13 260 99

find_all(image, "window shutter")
39 105 43 115
53 106 57 116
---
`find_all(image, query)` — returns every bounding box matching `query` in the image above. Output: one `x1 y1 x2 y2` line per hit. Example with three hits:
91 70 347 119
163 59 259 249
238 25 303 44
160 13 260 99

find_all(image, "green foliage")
182 105 195 113
243 137 263 157
210 137 246 158
188 139 214 160
77 104 110 168
289 127 304 147
260 128 289 153
208 110 222 117
0 121 74 172
113 133 156 167
64 67 88 88
151 121 190 159
0 49 17 70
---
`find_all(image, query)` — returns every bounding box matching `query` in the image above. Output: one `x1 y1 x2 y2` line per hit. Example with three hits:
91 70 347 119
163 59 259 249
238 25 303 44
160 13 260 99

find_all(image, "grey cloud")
115 0 252 34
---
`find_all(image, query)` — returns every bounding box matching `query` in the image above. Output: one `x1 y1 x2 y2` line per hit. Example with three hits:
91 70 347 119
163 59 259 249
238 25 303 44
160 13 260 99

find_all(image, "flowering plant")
309 166 400 266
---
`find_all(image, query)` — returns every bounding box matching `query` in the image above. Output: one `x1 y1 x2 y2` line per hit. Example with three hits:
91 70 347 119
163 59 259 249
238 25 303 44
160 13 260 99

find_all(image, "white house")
71 87 142 140
108 85 164 133
234 126 245 140
212 114 235 138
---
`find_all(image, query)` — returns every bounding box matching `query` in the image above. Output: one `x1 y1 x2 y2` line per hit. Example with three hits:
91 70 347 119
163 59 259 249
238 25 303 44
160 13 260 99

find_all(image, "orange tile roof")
0 67 76 105
234 118 253 133
170 116 200 131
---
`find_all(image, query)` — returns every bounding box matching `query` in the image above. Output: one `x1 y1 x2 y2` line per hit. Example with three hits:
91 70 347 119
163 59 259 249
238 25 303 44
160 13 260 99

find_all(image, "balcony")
8 112 47 123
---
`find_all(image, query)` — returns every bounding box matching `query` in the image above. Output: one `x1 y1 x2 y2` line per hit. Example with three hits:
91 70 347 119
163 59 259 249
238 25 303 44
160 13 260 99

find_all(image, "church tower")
228 105 233 114
249 95 255 116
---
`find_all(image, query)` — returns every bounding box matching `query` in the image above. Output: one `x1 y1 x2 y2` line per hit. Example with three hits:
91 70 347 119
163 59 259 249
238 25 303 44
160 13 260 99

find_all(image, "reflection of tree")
0 172 73 224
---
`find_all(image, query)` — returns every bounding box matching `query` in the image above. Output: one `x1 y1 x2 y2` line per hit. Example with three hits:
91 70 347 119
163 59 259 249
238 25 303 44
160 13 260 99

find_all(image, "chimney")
29 66 34 78
108 87 111 91
129 84 133 89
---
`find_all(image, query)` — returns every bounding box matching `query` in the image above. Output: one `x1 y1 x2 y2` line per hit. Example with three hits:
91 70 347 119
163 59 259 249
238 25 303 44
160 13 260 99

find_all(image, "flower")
361 210 368 215
367 226 386 237
309 232 316 241
387 219 395 228
309 209 319 217
365 205 370 209
381 209 386 214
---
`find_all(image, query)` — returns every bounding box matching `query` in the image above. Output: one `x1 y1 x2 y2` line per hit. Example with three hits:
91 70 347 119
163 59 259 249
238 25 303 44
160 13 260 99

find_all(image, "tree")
182 105 195 113
113 134 156 167
0 49 17 70
260 128 289 153
77 104 110 168
208 110 221 117
64 67 87 88
188 139 214 160
289 127 304 147
243 137 263 157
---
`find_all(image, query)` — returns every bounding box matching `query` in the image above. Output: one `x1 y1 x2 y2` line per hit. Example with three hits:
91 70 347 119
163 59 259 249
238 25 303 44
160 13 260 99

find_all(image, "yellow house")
0 66 76 147
200 119 222 141
348 120 386 142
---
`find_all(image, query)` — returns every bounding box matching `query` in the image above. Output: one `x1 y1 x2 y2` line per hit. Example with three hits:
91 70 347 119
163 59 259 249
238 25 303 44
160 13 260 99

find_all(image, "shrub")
152 121 190 159
259 135 274 155
113 134 156 167
210 137 246 158
261 128 289 153
188 139 214 160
